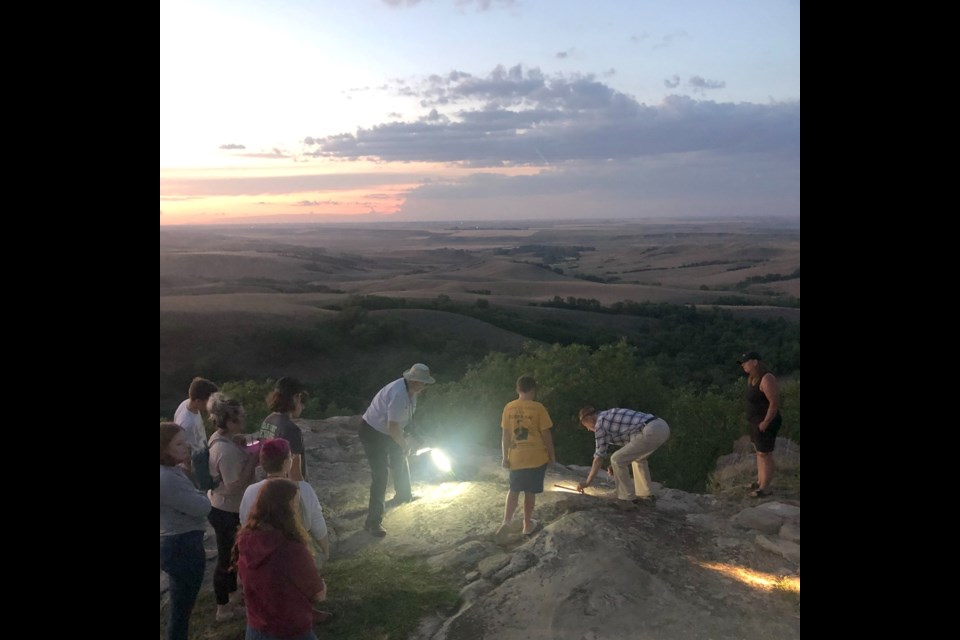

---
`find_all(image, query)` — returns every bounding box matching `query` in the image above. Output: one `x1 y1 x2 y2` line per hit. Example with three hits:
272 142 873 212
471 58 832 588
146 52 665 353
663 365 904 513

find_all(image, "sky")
160 0 800 225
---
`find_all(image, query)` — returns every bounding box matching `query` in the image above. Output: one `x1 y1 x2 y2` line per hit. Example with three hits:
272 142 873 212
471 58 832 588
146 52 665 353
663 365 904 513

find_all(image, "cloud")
302 65 799 167
295 200 342 207
397 153 800 219
555 51 569 59
215 145 294 160
238 148 292 160
689 76 726 92
165 64 797 222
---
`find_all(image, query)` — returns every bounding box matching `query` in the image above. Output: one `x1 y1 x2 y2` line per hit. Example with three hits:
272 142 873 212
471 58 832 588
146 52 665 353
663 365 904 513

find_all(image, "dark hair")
516 375 537 393
267 378 307 414
160 422 184 466
207 393 244 430
188 377 219 402
266 389 300 414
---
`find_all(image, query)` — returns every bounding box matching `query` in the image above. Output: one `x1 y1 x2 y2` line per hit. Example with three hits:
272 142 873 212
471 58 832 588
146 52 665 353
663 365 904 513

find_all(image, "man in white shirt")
173 377 219 453
359 363 435 537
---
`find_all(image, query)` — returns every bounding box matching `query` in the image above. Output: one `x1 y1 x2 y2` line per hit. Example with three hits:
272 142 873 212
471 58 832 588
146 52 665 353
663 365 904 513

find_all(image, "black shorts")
509 463 548 493
750 413 782 453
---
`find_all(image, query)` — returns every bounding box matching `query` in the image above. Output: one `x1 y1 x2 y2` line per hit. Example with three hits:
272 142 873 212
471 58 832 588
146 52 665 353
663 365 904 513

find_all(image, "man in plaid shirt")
576 407 671 503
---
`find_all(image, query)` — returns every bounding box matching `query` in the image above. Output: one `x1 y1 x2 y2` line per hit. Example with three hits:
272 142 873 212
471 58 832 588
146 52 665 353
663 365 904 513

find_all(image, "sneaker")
632 496 656 506
365 522 387 537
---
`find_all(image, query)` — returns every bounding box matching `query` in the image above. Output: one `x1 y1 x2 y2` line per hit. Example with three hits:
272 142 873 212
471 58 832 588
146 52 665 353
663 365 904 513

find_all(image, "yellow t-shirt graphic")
501 399 553 469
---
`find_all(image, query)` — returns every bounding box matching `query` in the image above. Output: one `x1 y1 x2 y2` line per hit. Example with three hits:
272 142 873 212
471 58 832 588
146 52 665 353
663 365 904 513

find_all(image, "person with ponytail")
235 478 328 640
206 392 259 621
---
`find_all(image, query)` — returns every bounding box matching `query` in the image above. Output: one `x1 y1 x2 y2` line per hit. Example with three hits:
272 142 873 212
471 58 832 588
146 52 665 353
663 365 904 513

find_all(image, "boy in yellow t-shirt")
496 375 555 538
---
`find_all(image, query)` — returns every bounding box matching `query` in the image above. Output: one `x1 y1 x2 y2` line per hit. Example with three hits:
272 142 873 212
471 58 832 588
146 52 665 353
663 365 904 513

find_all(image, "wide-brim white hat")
403 363 436 384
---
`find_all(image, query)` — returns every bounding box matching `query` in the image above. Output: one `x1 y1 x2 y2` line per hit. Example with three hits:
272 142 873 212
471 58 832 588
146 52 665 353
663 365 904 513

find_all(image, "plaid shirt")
592 408 656 458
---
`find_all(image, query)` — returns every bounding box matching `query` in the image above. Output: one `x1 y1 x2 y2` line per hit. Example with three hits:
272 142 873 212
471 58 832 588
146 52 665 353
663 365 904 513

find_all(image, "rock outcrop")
161 416 801 639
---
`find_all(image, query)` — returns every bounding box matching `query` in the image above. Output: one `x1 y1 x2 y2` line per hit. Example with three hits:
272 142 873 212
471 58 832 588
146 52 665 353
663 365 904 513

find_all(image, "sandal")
748 488 772 498
522 519 541 536
745 481 760 490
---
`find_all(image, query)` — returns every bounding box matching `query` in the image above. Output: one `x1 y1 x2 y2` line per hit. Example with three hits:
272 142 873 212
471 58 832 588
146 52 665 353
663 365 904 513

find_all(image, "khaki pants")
609 418 670 500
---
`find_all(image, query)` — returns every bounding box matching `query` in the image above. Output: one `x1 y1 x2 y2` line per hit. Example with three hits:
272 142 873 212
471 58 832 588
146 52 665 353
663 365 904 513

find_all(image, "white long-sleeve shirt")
239 479 328 541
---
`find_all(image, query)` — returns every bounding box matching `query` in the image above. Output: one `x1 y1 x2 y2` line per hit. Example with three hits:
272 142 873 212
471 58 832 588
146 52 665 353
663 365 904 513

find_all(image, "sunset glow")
160 1 800 225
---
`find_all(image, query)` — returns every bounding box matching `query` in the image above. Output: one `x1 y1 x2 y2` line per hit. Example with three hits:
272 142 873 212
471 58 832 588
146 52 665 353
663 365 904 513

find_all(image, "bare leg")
757 451 774 490
496 490 520 536
522 493 536 533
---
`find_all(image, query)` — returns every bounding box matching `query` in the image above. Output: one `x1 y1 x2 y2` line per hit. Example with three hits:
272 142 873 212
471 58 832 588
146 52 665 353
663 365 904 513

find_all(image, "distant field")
160 219 800 412
160 293 342 317
161 219 799 308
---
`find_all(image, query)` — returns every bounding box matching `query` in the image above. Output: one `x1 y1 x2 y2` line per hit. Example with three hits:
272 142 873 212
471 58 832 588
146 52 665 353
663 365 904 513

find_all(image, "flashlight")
413 446 452 473
429 448 452 473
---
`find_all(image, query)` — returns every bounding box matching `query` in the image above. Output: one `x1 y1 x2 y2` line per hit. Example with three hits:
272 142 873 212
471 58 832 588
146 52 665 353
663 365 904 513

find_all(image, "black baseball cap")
736 351 762 364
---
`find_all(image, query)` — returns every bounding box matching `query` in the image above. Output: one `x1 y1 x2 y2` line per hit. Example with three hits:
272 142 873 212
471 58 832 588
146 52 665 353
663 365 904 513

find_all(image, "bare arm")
576 457 606 491
315 535 330 558
314 579 328 602
541 429 556 464
289 454 304 482
759 373 781 432
501 429 511 468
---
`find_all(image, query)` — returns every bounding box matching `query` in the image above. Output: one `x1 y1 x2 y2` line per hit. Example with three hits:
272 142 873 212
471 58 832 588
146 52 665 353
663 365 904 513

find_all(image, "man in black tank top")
738 352 782 497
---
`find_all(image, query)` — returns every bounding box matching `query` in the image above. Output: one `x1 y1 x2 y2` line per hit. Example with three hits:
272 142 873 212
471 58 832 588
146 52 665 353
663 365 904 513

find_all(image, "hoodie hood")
237 528 287 569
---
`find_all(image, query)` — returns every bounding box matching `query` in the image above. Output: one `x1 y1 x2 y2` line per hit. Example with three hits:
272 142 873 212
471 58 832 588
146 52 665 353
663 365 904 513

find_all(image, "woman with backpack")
206 392 259 622
160 422 211 640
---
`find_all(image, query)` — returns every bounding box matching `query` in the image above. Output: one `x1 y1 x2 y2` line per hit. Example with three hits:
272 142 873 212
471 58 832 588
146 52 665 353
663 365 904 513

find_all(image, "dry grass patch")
707 442 800 502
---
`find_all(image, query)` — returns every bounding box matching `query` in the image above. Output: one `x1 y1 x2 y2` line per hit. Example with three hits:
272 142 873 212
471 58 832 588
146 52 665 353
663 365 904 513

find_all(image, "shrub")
416 341 776 491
